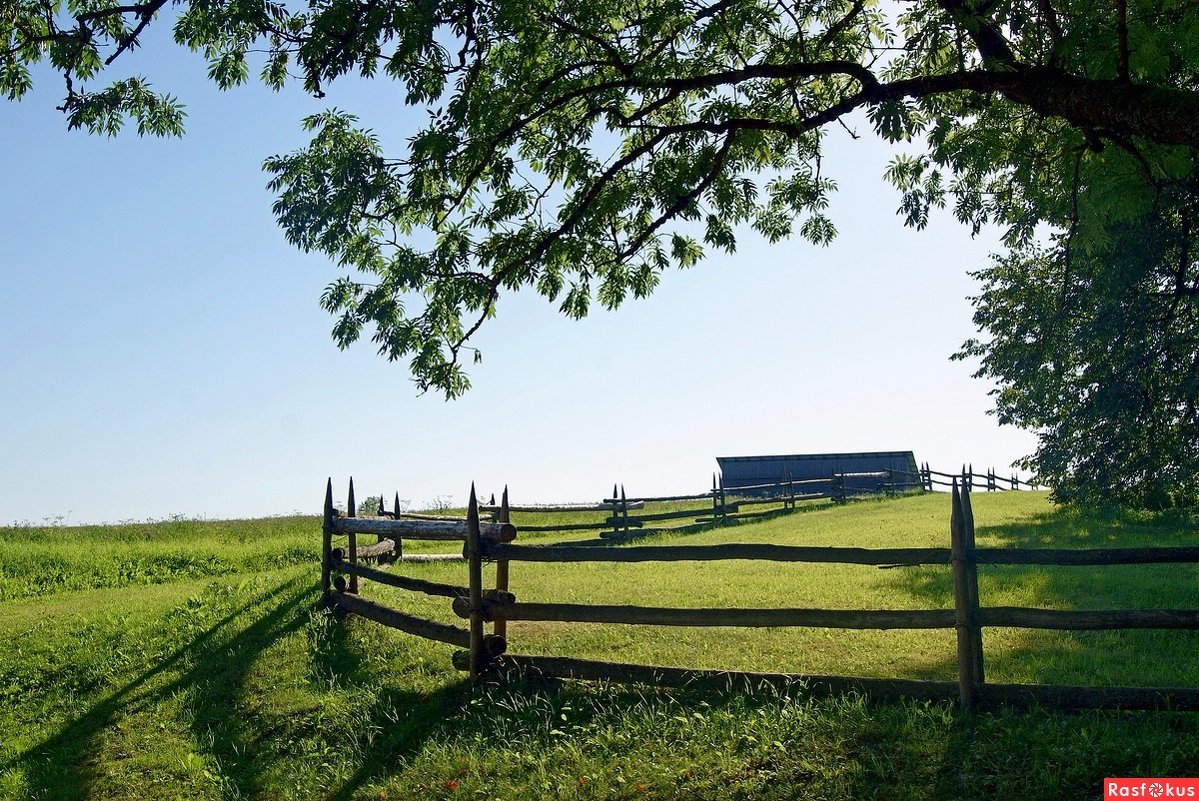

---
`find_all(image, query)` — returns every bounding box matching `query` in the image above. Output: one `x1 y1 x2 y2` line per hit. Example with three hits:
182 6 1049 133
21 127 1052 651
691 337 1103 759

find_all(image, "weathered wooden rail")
321 474 1198 711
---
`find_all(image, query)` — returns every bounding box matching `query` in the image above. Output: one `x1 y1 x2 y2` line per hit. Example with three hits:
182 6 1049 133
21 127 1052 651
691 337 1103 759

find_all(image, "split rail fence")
354 462 1031 544
380 464 1031 541
320 476 1198 711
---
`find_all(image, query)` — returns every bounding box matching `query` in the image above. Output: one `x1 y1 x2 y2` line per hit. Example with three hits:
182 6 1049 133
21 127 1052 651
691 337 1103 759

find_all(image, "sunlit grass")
2 491 1197 800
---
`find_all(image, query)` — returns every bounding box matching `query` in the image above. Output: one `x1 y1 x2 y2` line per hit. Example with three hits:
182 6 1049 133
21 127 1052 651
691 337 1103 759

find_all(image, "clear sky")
0 30 1038 524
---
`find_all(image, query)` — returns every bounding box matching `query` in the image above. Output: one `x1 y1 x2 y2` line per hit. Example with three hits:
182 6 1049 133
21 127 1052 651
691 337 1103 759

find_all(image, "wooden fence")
388 464 1029 540
919 463 1035 492
354 464 1030 543
321 475 1199 711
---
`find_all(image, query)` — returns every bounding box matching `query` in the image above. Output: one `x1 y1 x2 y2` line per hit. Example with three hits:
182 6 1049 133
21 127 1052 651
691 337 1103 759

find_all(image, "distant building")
716 451 920 495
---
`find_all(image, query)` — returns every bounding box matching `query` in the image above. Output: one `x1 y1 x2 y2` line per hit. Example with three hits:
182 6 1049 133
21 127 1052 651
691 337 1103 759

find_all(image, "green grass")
2 492 1198 800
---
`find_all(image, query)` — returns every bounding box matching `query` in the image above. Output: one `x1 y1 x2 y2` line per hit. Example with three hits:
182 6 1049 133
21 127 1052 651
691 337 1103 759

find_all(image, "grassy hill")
2 492 1197 799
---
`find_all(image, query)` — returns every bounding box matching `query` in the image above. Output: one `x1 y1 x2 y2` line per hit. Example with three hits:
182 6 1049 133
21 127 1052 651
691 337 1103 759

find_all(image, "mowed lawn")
2 492 1198 800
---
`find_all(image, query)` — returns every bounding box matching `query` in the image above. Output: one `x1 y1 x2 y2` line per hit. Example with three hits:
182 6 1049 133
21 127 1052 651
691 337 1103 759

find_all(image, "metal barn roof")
716 451 919 494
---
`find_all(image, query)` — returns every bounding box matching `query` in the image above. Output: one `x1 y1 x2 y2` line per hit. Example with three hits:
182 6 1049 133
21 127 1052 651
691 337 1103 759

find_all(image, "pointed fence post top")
960 479 975 533
324 478 334 521
378 492 386 515
347 477 356 518
500 485 510 524
950 478 962 537
467 483 479 530
394 492 402 515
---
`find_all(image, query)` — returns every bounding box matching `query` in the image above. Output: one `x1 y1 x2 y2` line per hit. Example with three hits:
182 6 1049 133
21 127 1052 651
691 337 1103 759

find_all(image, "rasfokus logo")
1106 779 1199 799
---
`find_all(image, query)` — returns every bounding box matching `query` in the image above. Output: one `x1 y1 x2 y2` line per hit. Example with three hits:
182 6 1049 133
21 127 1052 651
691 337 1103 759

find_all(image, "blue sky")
0 32 1037 524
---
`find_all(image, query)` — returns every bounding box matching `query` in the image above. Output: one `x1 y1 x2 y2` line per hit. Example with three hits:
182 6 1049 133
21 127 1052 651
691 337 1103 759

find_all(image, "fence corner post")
322 478 334 604
950 480 983 710
960 482 984 687
466 483 487 682
346 478 359 594
493 486 511 640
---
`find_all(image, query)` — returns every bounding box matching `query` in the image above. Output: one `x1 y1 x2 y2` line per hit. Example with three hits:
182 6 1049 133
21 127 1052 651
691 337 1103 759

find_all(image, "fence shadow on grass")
308 615 473 801
11 576 311 800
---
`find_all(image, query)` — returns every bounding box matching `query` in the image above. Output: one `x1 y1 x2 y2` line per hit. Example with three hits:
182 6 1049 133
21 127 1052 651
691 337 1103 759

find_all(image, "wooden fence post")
322 478 334 603
621 484 629 536
611 483 620 537
885 467 894 496
375 490 390 562
835 472 846 504
960 483 985 686
393 492 404 560
347 477 358 594
712 473 719 518
465 484 487 681
719 474 727 523
493 486 511 639
950 480 982 709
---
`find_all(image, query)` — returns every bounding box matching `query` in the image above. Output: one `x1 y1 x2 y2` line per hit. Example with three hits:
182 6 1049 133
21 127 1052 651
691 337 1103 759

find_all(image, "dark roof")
717 451 919 492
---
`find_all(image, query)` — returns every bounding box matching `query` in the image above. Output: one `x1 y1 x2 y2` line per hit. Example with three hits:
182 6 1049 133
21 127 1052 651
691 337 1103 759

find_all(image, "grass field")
2 491 1198 800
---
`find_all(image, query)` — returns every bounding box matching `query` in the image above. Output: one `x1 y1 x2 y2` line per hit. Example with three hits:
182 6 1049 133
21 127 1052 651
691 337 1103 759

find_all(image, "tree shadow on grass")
10 575 312 799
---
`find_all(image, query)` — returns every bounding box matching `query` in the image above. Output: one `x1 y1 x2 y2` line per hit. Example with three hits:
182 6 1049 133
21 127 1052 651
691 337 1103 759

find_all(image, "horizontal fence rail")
978 607 1199 630
456 600 957 630
330 590 474 649
482 542 953 565
974 546 1199 565
330 555 468 598
320 473 1198 712
482 501 646 512
332 516 516 541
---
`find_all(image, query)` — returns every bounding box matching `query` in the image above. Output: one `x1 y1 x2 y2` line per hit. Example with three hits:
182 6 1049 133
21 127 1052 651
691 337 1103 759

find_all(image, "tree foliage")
4 0 1199 503
959 187 1199 508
